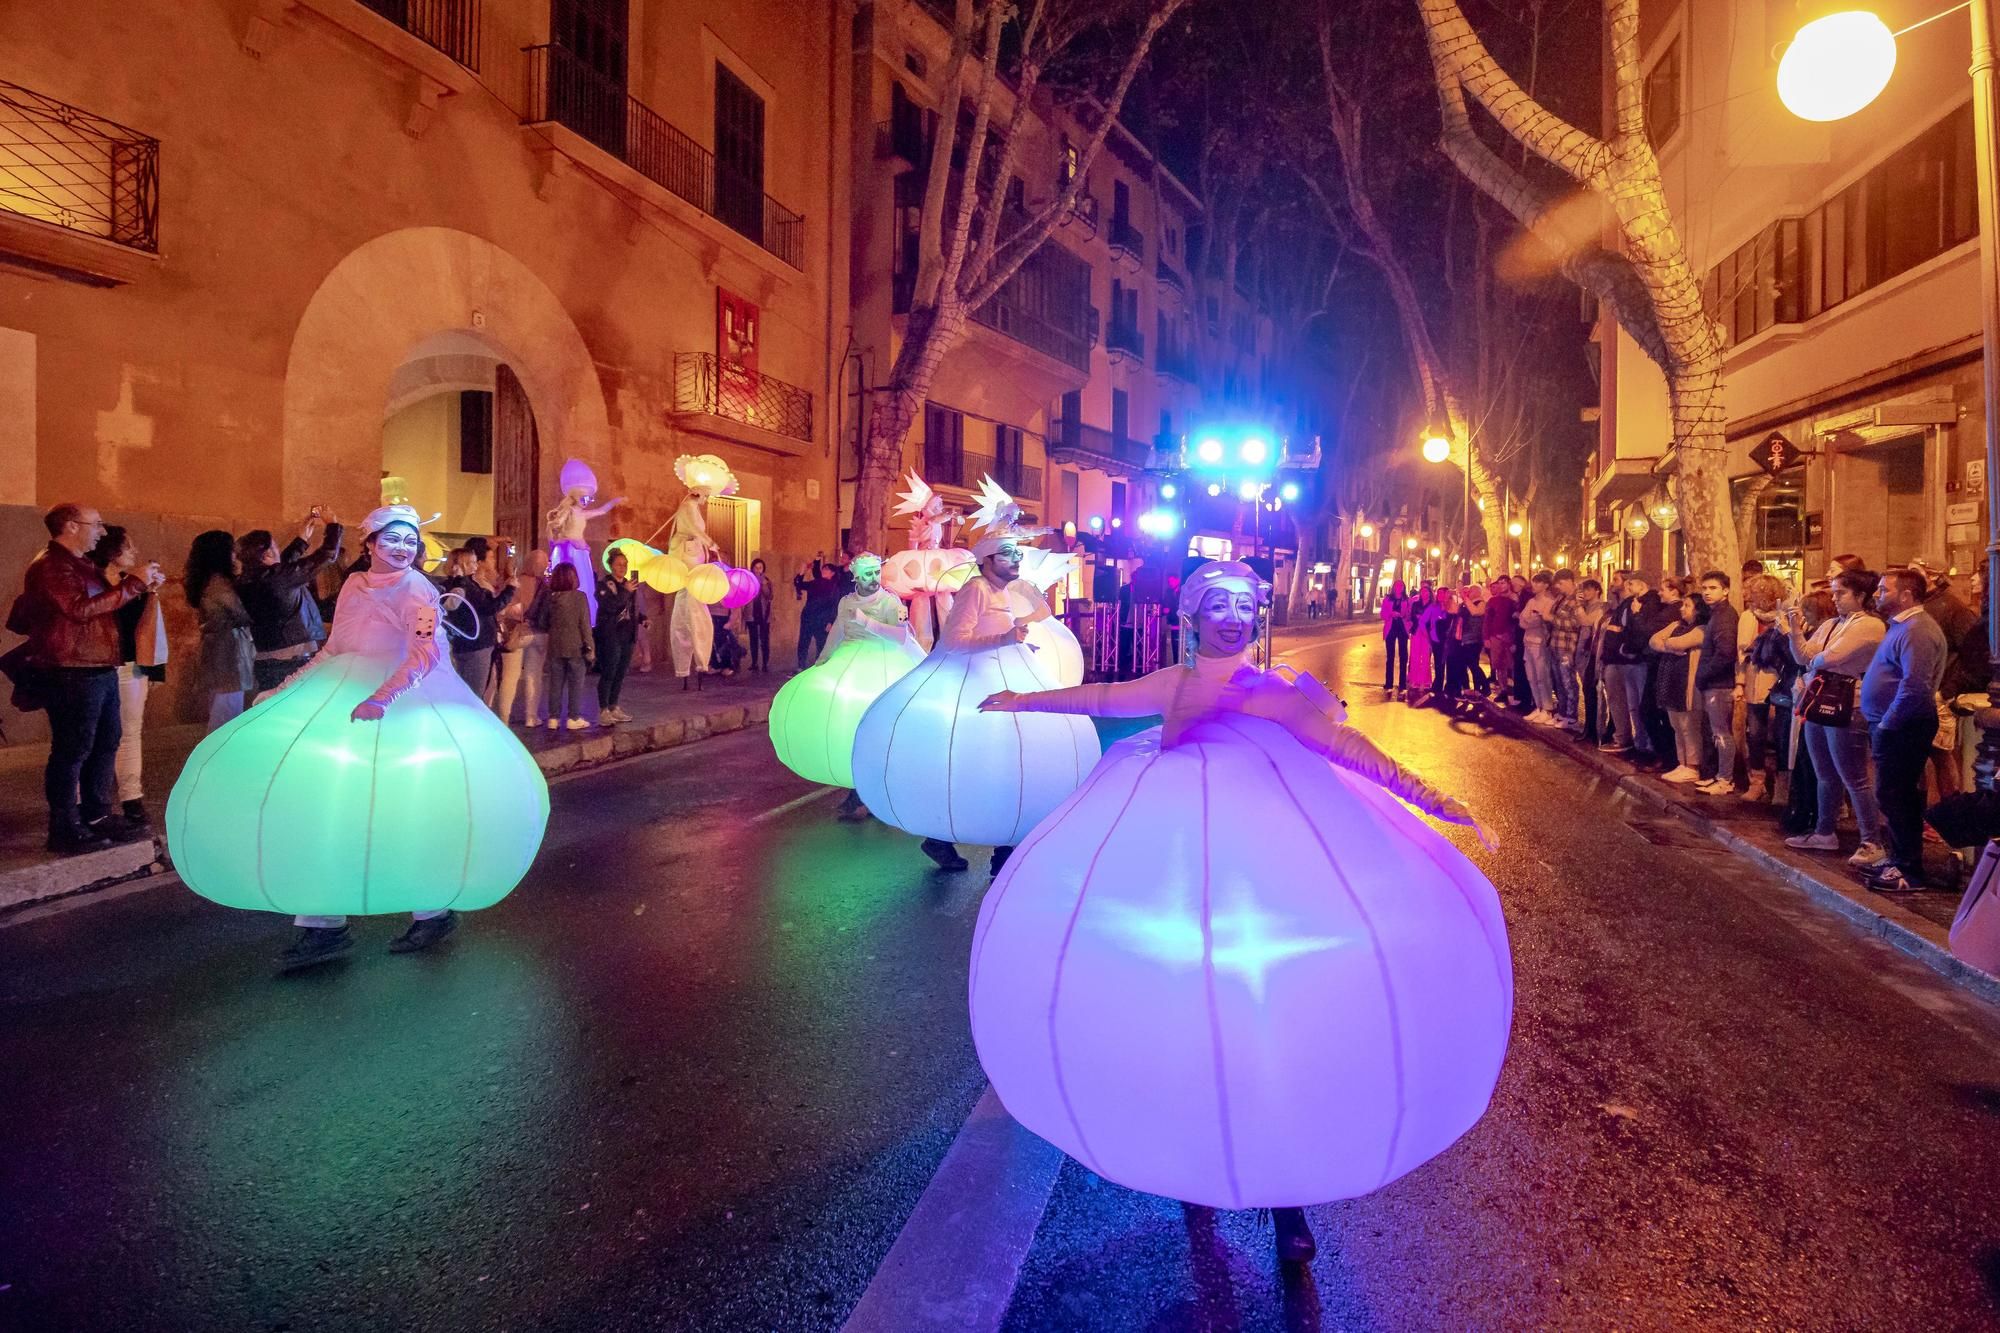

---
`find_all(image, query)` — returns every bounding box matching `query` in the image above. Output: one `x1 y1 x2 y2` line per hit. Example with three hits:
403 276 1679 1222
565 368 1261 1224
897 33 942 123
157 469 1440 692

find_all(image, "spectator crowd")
5 502 826 858
1379 555 1989 895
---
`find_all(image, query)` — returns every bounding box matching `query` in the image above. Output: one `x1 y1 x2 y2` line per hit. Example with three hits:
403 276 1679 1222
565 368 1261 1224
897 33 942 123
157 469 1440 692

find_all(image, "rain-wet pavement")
3 623 2000 1331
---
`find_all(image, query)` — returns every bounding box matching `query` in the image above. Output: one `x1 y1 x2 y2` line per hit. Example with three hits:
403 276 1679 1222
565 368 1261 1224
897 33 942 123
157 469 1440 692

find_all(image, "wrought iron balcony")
1049 419 1151 474
1155 342 1197 383
356 0 480 70
922 448 1044 501
1155 257 1185 300
525 44 804 269
0 80 158 253
673 352 813 442
1107 214 1143 267
1105 319 1144 365
971 292 1091 373
1059 189 1099 238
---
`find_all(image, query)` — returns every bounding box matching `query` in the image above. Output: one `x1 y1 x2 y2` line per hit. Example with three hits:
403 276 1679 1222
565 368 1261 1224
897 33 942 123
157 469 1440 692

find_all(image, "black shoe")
388 911 459 954
920 838 970 872
1273 1207 1317 1265
121 799 150 826
84 814 148 845
1865 865 1921 894
279 925 354 971
47 827 112 855
989 845 1014 876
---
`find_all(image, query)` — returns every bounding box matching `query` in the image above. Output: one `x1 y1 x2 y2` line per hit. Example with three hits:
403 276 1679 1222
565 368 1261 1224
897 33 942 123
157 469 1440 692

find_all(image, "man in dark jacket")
1597 573 1659 760
9 503 162 852
1694 571 1742 794
793 553 850 669
1630 576 1686 768
237 511 344 695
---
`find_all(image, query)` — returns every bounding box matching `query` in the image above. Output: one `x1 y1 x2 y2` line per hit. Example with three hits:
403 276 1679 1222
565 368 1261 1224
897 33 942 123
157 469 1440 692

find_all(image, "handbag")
136 594 169 668
1949 838 2000 974
1798 670 1856 728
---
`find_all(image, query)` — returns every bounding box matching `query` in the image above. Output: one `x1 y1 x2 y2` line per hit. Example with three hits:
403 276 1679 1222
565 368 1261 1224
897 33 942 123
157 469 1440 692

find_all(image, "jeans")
453 647 493 697
1806 723 1882 843
1484 636 1514 696
1446 640 1488 696
549 655 589 726
44 668 120 835
1431 636 1450 695
1384 625 1410 689
1700 687 1738 785
113 664 149 804
1667 709 1704 769
1603 663 1646 750
495 633 547 725
1524 641 1558 713
1552 650 1579 721
596 628 634 708
1745 703 1773 774
1871 716 1940 874
797 613 832 670
746 619 770 672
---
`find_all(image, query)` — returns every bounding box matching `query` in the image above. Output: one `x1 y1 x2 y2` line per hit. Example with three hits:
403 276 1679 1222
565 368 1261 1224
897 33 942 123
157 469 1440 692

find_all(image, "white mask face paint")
1196 585 1258 657
372 524 422 572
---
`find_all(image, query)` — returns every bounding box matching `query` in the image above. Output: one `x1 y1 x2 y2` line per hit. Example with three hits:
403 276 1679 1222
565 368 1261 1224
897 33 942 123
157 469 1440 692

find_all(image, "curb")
0 698 774 918
1462 694 2000 1009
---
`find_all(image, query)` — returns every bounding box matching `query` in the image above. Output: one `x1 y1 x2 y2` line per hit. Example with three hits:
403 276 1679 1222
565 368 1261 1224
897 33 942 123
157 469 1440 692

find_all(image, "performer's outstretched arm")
1279 693 1498 849
980 670 1176 718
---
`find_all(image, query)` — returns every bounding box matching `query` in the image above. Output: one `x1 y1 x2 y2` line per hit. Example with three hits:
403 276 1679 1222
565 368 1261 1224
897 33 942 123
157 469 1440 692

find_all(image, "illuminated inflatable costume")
852 482 1099 868
1014 543 1084 687
167 505 550 967
668 453 736 679
882 472 974 652
969 561 1510 1254
547 458 623 625
768 553 923 791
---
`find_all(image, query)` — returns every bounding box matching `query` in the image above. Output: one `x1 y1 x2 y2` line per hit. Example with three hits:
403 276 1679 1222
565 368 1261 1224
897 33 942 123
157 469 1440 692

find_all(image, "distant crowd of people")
1380 556 1987 894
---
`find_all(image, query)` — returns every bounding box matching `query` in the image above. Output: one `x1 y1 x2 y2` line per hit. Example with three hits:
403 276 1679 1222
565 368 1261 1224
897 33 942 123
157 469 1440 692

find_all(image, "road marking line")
750 786 840 823
841 1086 1064 1333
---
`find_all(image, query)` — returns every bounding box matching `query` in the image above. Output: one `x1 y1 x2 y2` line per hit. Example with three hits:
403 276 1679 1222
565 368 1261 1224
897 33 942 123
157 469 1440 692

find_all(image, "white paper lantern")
852 643 1099 846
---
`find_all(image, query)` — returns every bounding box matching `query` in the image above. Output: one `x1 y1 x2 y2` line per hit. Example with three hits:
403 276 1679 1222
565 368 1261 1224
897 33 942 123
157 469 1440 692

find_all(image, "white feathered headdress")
968 476 1049 558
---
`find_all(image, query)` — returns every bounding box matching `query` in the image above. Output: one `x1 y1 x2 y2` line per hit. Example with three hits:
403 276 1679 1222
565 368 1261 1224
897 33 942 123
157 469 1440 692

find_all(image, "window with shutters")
714 63 766 247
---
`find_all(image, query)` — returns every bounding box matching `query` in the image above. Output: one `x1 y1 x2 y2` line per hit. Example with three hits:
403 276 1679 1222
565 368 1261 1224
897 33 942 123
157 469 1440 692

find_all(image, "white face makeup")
988 541 1023 582
854 562 883 596
371 523 423 572
1196 584 1259 657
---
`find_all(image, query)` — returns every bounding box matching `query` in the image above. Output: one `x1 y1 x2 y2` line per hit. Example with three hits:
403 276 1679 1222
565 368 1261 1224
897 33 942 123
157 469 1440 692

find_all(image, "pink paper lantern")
721 565 761 609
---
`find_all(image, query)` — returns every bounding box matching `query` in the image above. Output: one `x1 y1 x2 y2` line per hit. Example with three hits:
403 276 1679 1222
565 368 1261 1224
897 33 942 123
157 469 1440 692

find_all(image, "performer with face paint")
806 553 919 822
973 560 1510 1267
668 454 737 685
850 481 1098 874
167 505 550 972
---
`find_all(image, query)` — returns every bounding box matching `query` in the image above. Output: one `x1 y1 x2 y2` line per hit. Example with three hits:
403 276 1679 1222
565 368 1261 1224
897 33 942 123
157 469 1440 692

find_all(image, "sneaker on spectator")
1596 742 1629 753
1847 841 1890 869
1743 775 1768 802
1785 832 1840 851
1865 864 1919 894
1660 766 1701 783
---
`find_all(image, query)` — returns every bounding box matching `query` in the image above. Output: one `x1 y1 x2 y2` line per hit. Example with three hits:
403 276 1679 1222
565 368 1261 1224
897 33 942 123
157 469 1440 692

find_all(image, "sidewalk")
1454 689 2000 1006
0 663 782 914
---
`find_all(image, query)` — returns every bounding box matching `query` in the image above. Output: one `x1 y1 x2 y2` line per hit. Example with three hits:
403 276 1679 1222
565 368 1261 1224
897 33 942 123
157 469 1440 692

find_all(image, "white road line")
842 1086 1065 1333
750 786 840 823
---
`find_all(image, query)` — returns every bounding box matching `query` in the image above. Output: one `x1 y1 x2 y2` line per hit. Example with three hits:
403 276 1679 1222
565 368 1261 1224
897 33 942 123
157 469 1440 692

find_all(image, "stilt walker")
668 454 736 684
546 458 623 625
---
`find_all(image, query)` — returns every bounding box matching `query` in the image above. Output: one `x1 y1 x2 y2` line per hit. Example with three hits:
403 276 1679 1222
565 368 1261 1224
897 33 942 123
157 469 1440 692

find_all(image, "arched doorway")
280 227 607 541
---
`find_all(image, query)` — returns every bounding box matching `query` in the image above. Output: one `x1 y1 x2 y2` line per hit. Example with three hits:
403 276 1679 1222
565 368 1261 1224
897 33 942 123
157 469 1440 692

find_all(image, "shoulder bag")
1797 618 1857 728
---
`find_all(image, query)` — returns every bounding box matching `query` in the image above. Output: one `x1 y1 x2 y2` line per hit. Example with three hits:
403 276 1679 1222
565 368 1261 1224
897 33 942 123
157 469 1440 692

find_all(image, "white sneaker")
1786 832 1840 851
546 720 558 732
566 718 590 731
1660 766 1701 783
1848 841 1890 868
1698 778 1734 795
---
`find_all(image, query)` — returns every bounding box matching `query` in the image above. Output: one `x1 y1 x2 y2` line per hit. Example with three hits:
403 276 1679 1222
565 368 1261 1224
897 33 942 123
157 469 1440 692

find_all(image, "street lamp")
1421 434 1452 464
1506 520 1523 537
1780 5 2000 789
1421 431 1473 582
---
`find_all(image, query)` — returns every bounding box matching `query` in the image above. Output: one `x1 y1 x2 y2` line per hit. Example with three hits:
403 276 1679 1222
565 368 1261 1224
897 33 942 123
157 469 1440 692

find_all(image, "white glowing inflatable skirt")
852 642 1100 846
1022 617 1083 688
769 633 924 789
969 717 1513 1208
167 652 550 917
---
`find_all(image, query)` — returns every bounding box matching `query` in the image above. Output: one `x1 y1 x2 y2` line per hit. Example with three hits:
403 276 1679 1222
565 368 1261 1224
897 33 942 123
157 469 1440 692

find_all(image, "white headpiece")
558 457 599 498
968 476 1048 558
360 504 439 540
674 453 739 497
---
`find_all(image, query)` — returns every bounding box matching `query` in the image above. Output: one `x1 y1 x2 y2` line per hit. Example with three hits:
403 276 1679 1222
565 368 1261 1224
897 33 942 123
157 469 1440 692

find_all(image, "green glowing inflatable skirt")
769 632 924 789
166 650 550 917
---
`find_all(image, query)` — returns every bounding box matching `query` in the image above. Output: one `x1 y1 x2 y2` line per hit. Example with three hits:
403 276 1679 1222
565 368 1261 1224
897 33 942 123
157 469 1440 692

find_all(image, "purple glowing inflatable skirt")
969 717 1514 1208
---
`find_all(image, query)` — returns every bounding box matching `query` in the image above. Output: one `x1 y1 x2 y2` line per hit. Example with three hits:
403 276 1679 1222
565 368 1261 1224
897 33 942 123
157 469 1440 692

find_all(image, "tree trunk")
1669 361 1740 578
851 301 969 554
1733 472 1773 561
1288 520 1320 620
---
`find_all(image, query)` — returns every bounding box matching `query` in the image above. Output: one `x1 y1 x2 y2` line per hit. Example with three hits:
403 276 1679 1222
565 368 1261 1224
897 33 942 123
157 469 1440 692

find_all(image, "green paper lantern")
769 632 923 788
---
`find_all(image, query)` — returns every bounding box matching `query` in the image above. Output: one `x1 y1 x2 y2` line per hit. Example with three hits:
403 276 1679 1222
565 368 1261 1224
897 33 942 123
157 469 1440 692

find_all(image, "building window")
1702 102 1978 345
892 172 922 312
923 402 964 481
995 423 1024 489
1644 36 1681 149
550 0 630 154
1112 388 1129 443
459 391 494 474
1058 135 1078 189
714 63 766 246
1113 179 1130 228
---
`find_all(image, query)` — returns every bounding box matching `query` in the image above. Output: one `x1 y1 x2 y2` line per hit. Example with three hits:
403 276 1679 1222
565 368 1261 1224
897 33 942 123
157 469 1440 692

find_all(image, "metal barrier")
1080 603 1176 680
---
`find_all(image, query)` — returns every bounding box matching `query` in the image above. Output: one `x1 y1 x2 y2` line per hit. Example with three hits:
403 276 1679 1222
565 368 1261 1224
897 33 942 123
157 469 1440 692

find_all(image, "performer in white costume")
883 472 974 652
667 454 737 684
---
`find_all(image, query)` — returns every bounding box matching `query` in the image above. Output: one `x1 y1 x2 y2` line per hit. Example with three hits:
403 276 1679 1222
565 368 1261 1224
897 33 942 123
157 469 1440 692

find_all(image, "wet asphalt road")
4 623 2000 1331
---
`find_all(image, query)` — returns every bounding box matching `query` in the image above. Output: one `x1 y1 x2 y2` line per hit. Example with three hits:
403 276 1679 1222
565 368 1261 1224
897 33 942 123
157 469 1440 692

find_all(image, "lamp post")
1779 5 2000 789
1423 433 1472 582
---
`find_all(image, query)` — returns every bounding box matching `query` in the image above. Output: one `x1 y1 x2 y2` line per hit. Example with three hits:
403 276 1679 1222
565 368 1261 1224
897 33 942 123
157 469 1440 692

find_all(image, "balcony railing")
922 448 1044 501
0 80 158 252
1107 214 1143 265
1155 258 1185 299
971 292 1091 373
356 0 481 70
673 352 813 442
1059 189 1099 238
1050 419 1152 471
1105 320 1144 364
525 44 804 269
1156 342 1197 383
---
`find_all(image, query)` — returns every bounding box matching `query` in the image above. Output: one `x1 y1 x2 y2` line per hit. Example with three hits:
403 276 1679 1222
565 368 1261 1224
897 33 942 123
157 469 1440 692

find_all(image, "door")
550 0 628 156
492 364 541 555
714 64 766 245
